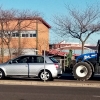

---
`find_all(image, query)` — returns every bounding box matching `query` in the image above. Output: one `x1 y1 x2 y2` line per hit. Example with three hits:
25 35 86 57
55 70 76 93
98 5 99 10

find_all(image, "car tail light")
54 64 59 69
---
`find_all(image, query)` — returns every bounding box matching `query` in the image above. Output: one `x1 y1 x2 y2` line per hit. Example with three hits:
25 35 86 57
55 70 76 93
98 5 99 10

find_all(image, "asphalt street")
0 85 100 100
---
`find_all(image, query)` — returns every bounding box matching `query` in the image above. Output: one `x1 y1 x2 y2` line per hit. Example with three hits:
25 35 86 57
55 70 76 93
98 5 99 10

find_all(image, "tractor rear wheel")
73 62 92 81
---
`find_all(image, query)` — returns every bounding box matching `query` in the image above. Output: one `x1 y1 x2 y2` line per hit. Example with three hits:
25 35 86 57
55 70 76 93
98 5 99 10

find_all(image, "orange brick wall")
0 19 50 62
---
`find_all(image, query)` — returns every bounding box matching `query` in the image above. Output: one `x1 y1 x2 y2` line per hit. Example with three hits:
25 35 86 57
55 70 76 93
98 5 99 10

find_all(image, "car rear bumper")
52 68 62 78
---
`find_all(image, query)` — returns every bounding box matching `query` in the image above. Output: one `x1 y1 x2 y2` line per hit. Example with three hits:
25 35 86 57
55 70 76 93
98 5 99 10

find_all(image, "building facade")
0 17 51 62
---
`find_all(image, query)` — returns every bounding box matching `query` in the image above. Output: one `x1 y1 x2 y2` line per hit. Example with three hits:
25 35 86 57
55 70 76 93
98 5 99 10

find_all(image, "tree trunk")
8 43 12 59
1 40 4 63
36 19 38 55
1 33 4 63
81 42 85 54
18 32 21 56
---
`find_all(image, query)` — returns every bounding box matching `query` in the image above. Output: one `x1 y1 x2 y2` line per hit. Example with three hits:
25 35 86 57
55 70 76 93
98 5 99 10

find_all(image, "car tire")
73 62 92 81
0 69 5 79
39 70 52 81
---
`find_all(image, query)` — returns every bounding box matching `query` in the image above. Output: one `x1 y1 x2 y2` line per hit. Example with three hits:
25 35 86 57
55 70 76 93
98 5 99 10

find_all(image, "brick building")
0 17 51 62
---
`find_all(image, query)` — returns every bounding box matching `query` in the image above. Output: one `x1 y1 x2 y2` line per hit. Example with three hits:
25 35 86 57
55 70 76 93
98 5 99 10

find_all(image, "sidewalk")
0 79 100 88
0 73 99 88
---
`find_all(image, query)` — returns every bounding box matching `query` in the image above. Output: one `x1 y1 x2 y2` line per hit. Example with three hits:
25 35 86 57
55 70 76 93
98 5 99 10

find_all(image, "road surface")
0 85 100 100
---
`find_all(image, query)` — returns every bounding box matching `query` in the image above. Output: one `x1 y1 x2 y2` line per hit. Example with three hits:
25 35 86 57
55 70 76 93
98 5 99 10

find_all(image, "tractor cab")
97 40 100 64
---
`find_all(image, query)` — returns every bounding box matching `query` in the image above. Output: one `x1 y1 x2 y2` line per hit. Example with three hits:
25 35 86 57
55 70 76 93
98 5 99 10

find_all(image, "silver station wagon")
0 55 62 81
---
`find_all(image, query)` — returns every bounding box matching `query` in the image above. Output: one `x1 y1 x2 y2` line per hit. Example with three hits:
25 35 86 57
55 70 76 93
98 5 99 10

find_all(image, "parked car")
0 55 62 81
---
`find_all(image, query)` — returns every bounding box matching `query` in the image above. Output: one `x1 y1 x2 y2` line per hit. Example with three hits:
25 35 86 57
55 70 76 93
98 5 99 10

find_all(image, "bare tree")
53 6 100 54
14 10 40 56
28 38 49 55
38 38 49 54
0 8 16 62
0 7 40 62
0 8 17 61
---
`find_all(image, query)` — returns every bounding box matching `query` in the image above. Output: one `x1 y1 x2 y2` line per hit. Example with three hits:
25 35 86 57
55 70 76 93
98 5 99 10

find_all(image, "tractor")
72 40 100 81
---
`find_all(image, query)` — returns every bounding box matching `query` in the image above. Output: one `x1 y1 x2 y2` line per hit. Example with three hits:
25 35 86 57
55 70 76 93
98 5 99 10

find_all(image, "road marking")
93 95 100 98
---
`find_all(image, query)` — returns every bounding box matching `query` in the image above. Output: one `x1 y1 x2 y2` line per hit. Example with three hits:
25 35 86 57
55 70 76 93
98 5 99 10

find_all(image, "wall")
0 19 50 62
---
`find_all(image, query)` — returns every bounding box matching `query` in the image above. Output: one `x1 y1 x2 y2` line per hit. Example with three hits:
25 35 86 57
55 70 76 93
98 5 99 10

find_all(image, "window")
12 32 19 37
22 33 29 37
30 33 36 37
30 34 33 37
26 34 28 37
12 56 29 63
12 33 15 37
33 34 36 37
33 56 44 63
36 56 44 63
26 56 34 63
16 33 19 37
12 31 36 38
11 56 44 63
49 57 58 63
22 34 26 37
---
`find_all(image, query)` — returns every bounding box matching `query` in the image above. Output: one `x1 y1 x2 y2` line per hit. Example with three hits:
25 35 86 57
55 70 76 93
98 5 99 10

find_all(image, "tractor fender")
84 60 94 72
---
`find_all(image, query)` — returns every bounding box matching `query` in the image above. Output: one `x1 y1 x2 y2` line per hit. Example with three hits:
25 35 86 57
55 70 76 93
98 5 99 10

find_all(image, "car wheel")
39 70 52 81
73 62 92 81
0 70 5 79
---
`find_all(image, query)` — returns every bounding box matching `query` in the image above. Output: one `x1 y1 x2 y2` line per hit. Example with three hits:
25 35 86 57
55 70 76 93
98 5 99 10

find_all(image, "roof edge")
0 17 51 29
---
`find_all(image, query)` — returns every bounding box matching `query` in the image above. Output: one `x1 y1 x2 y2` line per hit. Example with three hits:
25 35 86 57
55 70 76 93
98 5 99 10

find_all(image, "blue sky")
0 0 100 45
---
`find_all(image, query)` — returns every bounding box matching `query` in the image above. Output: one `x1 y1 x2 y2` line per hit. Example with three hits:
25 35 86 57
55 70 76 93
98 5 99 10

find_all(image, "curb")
0 80 100 88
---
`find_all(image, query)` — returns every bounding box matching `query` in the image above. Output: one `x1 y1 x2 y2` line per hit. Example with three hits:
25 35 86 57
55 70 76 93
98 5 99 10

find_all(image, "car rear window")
49 57 58 63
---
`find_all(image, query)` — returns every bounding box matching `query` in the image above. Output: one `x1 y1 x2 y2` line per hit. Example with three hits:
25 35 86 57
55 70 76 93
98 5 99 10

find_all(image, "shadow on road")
4 77 41 81
58 73 100 82
3 73 100 82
